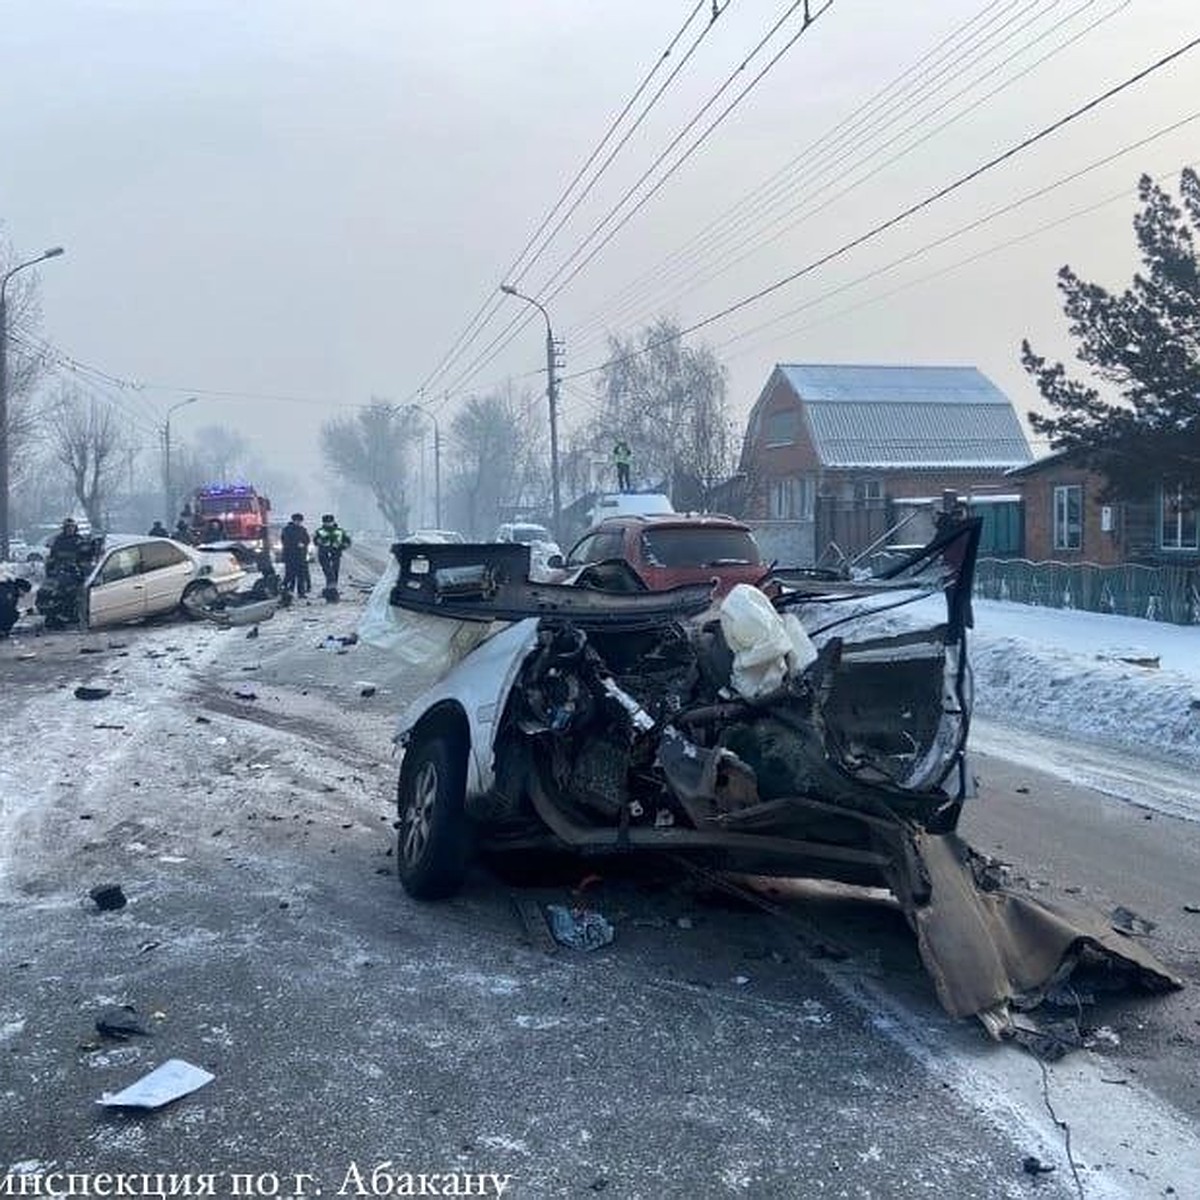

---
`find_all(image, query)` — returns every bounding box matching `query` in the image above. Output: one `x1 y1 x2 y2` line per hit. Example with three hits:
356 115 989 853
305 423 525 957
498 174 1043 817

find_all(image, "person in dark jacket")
48 517 86 565
313 513 351 596
0 577 32 637
148 520 171 537
280 513 311 598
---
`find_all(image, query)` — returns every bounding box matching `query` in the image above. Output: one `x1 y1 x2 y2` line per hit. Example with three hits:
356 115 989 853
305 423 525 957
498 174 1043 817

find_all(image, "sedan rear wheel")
397 732 470 900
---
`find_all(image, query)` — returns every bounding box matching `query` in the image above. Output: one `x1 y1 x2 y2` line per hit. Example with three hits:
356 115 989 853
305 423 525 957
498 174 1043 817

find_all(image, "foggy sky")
2 0 1197 510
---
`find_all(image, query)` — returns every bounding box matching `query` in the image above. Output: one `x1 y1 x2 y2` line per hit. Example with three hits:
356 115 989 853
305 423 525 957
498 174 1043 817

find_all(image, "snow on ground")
847 594 1200 774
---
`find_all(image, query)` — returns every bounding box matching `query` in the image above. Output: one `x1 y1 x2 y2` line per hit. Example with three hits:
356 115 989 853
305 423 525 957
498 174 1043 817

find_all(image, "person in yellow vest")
313 513 352 599
612 439 632 492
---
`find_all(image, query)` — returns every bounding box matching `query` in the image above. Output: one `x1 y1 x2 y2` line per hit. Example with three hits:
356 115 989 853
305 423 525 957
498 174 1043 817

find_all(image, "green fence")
974 558 1200 625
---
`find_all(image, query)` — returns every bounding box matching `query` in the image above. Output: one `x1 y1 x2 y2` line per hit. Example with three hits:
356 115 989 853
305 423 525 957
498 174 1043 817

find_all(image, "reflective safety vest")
314 526 351 551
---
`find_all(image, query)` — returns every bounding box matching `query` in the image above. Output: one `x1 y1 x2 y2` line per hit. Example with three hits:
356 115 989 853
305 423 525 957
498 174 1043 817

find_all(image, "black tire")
397 732 471 900
181 580 218 619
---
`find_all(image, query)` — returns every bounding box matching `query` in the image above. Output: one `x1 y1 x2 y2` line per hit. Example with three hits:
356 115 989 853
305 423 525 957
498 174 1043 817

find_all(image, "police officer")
280 513 311 598
148 520 171 537
313 513 351 598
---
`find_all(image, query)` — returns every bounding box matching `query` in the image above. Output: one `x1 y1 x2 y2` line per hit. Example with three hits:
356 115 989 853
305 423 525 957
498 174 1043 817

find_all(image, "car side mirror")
547 554 565 569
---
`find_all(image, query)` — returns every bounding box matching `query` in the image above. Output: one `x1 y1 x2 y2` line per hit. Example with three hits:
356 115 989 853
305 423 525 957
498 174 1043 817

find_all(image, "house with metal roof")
739 363 1033 564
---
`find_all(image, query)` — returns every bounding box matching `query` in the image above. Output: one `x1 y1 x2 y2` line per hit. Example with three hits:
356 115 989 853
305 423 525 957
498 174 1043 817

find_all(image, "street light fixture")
0 246 66 561
499 283 562 542
163 396 199 524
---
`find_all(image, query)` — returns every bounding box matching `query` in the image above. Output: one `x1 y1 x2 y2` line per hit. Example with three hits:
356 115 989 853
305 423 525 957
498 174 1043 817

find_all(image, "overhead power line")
715 157 1197 367
535 0 836 305
408 1 721 407
569 0 1127 354
433 0 835 406
560 32 1200 385
565 0 1035 340
706 110 1200 357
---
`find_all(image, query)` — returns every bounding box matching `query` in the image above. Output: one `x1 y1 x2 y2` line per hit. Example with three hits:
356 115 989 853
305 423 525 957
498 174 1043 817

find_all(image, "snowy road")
2 572 1199 1197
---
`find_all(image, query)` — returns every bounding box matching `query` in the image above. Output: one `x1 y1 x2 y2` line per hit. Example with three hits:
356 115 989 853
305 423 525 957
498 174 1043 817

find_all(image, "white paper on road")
97 1059 214 1109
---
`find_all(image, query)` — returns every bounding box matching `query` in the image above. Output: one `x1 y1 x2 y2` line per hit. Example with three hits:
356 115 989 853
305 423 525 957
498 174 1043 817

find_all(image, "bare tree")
190 424 250 483
446 387 546 538
47 386 126 530
321 401 419 535
591 317 734 502
1 241 52 484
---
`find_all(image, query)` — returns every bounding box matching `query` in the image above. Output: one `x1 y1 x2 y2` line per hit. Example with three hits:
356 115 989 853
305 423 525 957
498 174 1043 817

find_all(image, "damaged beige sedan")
387 518 1179 1046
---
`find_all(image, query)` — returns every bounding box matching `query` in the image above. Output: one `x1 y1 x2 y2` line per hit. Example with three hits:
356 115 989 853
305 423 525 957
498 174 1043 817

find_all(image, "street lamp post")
500 283 562 542
162 397 198 524
0 245 65 561
406 402 442 530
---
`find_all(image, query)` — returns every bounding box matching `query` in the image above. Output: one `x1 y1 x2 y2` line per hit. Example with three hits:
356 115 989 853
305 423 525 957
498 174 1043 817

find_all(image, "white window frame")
1052 484 1082 551
1160 484 1199 550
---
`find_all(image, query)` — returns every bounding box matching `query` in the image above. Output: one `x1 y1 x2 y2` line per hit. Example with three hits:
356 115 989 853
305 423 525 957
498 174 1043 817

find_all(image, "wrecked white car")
387 522 1180 1043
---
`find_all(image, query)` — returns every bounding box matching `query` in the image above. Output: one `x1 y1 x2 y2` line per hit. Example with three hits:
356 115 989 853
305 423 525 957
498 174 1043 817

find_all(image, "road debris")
1021 1156 1056 1176
97 1059 214 1110
510 894 560 955
95 1006 151 1040
73 686 111 701
1111 905 1156 936
546 904 614 951
89 884 127 912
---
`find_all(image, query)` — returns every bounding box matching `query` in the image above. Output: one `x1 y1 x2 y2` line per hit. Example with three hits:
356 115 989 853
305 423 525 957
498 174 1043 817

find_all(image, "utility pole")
0 245 64 561
500 283 563 542
162 396 198 523
435 395 444 529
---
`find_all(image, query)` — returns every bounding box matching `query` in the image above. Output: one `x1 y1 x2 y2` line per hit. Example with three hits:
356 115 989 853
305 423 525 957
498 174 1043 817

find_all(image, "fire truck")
188 484 271 563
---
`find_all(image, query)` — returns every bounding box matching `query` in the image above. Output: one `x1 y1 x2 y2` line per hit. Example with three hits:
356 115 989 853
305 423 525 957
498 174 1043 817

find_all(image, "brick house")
1008 451 1200 566
739 364 1033 564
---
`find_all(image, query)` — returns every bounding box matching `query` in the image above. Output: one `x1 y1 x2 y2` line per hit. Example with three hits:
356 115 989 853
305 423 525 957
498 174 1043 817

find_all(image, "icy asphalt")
0 556 1195 1198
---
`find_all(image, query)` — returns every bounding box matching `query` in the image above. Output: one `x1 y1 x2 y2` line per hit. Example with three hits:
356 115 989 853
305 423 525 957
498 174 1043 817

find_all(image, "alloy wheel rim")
402 760 437 864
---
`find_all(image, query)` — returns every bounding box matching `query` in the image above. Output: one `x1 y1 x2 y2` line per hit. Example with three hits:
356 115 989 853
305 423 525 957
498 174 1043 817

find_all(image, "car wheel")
396 732 471 900
181 580 218 618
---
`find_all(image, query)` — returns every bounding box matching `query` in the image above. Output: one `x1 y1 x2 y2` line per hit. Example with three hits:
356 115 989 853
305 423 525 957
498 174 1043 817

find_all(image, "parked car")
3 539 43 564
401 529 467 544
37 535 244 630
495 521 562 576
564 513 767 596
383 521 1180 1040
495 521 554 547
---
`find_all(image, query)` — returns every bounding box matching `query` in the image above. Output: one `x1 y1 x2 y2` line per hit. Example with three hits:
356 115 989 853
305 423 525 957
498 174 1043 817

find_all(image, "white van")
588 492 674 524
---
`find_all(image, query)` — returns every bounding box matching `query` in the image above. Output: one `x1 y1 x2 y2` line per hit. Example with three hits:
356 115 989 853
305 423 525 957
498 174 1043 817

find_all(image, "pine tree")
1022 168 1200 502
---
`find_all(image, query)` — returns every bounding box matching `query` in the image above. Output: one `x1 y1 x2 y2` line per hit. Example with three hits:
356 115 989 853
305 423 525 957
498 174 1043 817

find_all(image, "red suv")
564 514 767 596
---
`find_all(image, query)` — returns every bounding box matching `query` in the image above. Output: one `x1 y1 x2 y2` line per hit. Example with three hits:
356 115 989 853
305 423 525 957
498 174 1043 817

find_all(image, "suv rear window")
641 528 761 568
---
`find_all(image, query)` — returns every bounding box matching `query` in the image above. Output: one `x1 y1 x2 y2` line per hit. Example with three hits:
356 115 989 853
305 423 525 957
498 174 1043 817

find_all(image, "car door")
87 546 145 627
139 540 197 614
